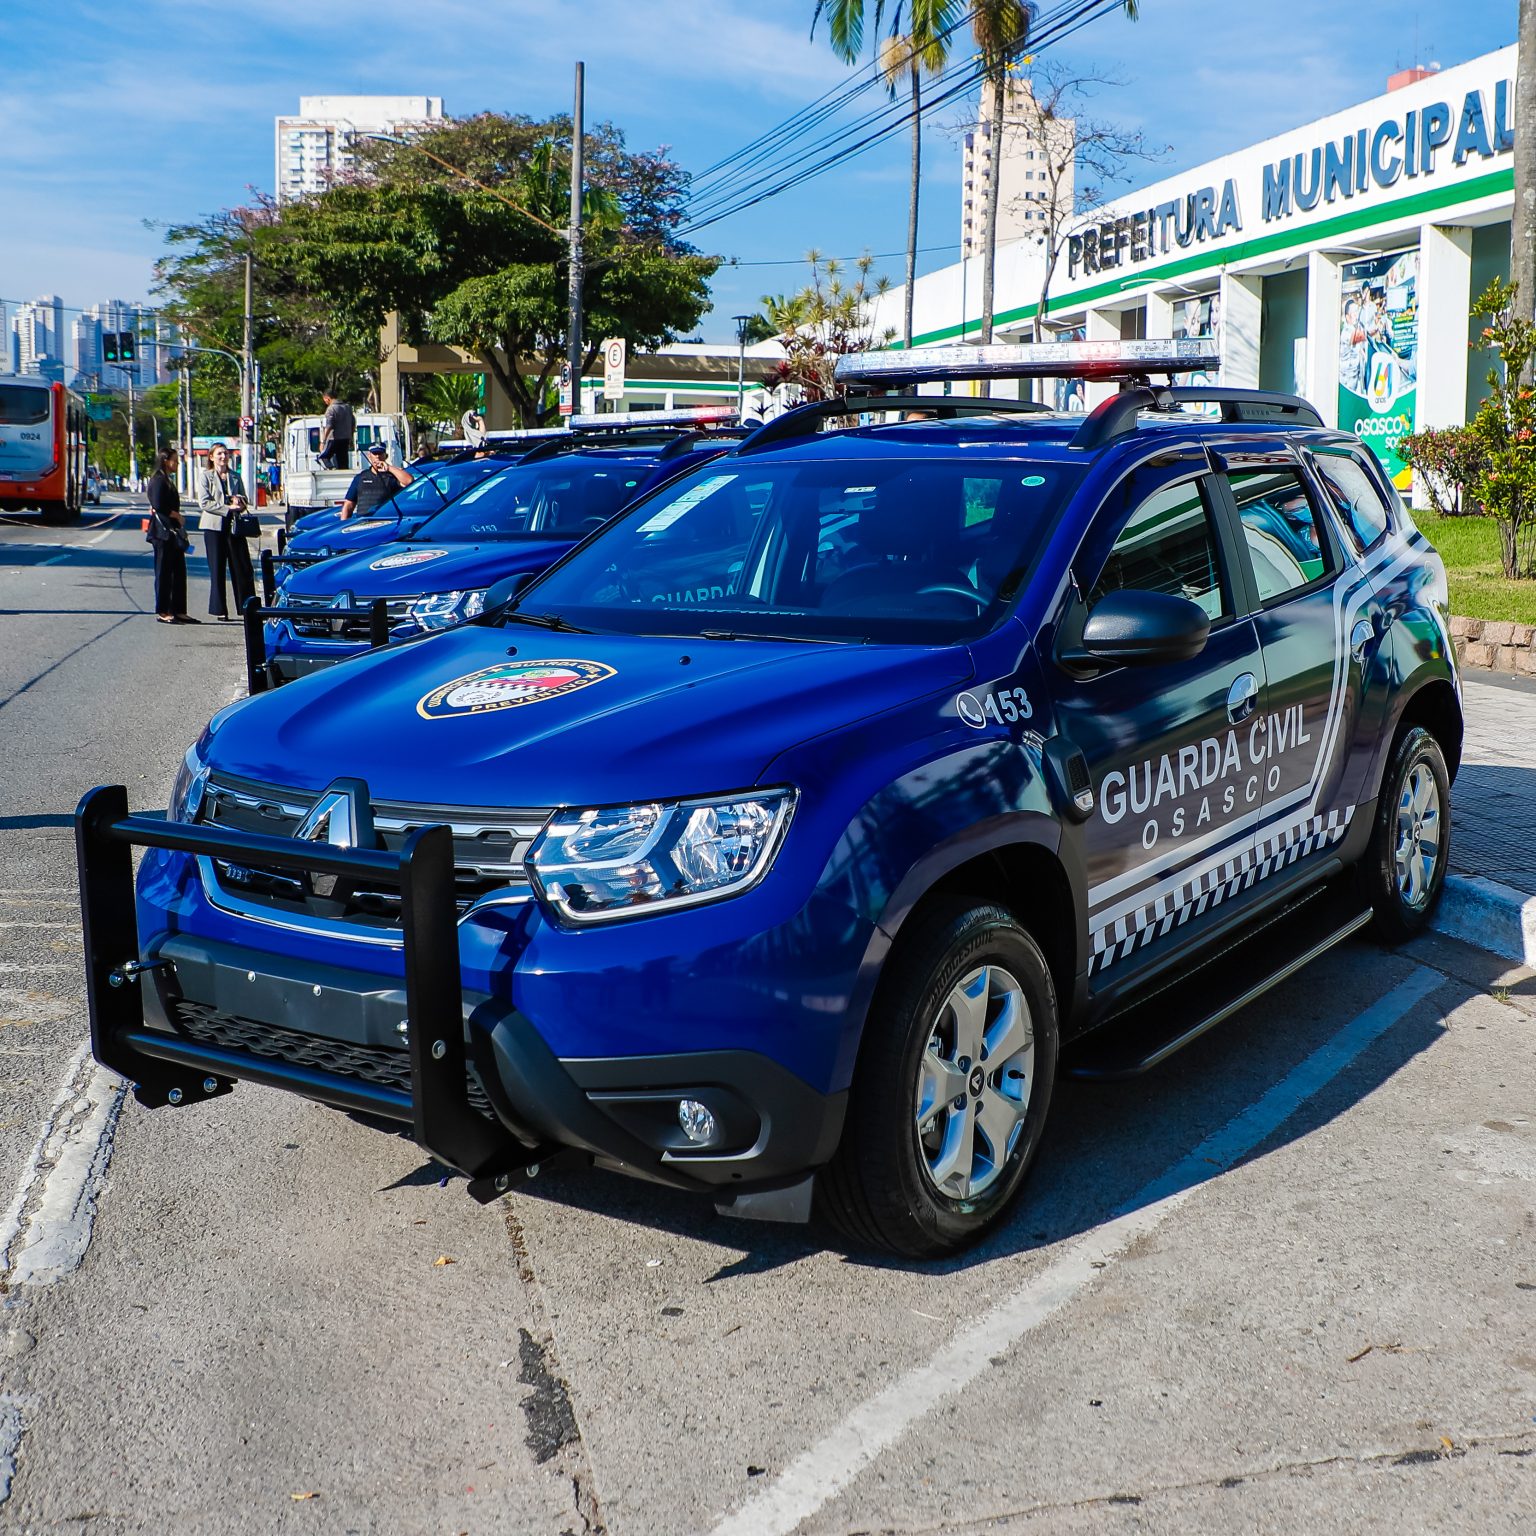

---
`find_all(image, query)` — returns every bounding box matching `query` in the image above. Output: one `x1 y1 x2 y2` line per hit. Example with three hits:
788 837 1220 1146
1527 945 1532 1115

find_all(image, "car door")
1219 450 1376 876
1053 461 1265 985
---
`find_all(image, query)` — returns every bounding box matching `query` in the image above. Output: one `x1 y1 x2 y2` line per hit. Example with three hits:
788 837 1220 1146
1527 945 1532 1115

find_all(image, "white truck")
280 412 411 522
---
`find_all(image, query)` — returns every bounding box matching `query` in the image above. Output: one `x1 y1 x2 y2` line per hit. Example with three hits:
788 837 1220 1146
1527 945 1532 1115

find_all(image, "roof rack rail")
735 393 1049 456
1068 385 1324 452
835 338 1222 389
566 405 741 431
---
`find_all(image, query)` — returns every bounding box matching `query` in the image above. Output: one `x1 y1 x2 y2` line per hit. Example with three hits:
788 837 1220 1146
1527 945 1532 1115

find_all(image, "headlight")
408 588 488 631
527 788 796 924
168 745 211 823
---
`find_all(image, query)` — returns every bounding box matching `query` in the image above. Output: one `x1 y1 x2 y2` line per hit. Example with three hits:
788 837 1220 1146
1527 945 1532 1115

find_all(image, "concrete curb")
1431 872 1536 969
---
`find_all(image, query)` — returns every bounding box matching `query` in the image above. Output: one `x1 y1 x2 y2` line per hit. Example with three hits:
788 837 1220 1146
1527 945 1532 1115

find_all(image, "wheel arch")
1391 675 1464 783
838 819 1083 1088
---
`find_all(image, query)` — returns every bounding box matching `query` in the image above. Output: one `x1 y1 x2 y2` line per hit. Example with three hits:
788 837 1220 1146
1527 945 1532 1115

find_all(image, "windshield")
381 455 516 518
0 384 50 426
413 455 652 542
515 456 1082 643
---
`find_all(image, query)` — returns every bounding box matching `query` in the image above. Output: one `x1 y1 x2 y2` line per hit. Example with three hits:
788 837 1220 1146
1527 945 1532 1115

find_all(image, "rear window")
1313 450 1393 553
0 385 50 426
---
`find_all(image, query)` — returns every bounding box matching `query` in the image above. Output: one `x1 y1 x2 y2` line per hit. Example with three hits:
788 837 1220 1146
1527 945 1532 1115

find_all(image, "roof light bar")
566 406 741 431
835 339 1222 388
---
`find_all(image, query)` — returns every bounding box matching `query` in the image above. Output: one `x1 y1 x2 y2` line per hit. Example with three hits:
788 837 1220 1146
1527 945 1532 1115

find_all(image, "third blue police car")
79 342 1461 1256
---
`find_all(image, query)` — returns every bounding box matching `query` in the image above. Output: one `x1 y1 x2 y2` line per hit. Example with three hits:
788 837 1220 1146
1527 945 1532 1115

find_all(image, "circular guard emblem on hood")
370 547 449 570
417 659 616 719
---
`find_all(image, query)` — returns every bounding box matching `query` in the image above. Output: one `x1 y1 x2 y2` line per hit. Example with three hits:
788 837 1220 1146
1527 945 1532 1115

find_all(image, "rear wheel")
819 899 1058 1257
1361 724 1451 943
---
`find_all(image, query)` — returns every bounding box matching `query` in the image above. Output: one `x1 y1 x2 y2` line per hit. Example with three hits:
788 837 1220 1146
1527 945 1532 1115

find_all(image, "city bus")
0 375 89 523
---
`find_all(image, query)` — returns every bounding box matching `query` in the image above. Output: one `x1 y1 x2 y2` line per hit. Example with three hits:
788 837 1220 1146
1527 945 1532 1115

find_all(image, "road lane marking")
0 1396 20 1505
0 1043 126 1289
709 965 1445 1536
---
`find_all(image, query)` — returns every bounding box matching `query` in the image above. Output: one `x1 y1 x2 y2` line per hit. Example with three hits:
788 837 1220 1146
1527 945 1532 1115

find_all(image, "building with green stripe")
875 44 1514 492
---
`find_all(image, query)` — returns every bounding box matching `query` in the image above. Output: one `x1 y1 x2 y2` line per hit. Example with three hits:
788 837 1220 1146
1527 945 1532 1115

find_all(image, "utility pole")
241 251 256 500
567 62 585 414
1517 0 1536 367
126 368 139 490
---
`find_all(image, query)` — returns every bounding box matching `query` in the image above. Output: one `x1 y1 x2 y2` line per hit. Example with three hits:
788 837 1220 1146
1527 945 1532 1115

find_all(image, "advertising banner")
1338 249 1418 487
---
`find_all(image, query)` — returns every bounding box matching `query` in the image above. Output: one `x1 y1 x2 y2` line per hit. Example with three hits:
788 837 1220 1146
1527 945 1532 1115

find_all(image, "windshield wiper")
698 629 846 646
503 610 589 633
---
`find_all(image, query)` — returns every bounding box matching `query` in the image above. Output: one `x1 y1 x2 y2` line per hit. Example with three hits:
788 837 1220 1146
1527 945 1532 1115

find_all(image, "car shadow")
486 941 1474 1279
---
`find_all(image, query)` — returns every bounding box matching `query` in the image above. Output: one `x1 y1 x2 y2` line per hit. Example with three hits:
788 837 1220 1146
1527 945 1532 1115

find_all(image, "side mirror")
1075 588 1211 666
482 571 534 615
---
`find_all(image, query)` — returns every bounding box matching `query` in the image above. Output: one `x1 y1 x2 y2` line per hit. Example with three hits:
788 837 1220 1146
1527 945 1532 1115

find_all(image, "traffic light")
119 331 136 363
102 332 120 363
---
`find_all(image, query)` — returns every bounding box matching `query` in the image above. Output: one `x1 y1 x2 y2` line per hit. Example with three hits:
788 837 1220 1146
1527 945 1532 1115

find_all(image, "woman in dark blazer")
145 448 194 624
196 442 256 619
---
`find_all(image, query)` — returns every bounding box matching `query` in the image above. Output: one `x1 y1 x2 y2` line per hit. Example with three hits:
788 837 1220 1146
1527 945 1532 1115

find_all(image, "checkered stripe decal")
1089 808 1355 974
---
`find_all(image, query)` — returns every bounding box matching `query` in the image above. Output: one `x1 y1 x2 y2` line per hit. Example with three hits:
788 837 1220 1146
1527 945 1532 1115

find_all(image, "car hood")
285 512 432 556
206 625 973 807
283 537 577 598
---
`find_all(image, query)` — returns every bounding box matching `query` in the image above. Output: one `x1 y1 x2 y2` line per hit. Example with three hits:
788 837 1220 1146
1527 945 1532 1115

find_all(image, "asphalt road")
1 504 1533 1534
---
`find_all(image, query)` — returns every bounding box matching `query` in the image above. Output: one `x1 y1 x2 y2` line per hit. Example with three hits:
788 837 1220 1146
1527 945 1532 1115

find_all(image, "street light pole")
567 62 585 413
733 315 752 410
241 252 256 501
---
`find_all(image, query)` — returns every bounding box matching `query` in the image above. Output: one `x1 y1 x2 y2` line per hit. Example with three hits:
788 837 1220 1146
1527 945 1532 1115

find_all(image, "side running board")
1067 883 1373 1081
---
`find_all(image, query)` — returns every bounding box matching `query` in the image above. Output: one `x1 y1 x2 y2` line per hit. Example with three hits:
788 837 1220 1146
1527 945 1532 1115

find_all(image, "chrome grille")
198 774 547 932
281 592 414 640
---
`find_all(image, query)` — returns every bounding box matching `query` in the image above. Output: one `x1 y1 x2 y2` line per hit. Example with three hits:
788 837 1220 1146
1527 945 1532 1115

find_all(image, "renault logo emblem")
294 789 360 849
292 778 374 899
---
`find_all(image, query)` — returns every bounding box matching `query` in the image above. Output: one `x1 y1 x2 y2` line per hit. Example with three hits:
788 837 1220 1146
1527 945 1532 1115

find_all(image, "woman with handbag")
197 442 257 620
145 447 194 624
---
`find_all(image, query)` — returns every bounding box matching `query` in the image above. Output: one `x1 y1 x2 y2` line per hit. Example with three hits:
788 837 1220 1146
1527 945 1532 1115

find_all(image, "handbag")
234 512 261 539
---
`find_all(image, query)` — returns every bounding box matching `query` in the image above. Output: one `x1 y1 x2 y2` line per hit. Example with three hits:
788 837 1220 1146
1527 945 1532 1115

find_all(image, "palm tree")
814 2 960 349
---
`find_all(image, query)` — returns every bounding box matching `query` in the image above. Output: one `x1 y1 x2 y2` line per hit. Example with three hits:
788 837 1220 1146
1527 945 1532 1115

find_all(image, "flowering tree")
1467 279 1536 578
1398 426 1486 517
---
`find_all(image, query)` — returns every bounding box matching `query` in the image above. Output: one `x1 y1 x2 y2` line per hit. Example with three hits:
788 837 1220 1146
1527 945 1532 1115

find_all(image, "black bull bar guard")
75 784 537 1199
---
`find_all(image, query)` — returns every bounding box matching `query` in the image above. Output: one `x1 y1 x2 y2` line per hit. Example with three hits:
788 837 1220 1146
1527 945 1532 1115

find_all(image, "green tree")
410 372 484 436
154 201 375 424
814 1 961 348
1467 278 1536 577
264 113 718 425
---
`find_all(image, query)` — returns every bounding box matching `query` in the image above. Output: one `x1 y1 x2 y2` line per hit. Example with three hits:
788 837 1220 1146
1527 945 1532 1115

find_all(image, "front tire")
1361 724 1451 943
819 899 1058 1257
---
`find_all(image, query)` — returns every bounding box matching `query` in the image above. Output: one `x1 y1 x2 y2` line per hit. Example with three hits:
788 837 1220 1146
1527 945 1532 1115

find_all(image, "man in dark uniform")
338 440 414 521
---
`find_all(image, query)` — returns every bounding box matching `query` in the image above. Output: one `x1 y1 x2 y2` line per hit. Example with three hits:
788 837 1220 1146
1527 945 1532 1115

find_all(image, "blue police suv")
78 342 1462 1256
258 412 742 685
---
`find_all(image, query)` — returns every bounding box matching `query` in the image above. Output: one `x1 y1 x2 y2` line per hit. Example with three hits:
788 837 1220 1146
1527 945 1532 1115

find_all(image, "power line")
728 243 962 269
678 0 1122 238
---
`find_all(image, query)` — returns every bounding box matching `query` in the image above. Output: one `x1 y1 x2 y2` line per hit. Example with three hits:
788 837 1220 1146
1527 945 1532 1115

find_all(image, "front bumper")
76 787 847 1202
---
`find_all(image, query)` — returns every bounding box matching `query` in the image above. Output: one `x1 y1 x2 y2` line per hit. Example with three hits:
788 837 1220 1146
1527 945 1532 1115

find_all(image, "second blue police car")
79 342 1461 1257
261 411 743 684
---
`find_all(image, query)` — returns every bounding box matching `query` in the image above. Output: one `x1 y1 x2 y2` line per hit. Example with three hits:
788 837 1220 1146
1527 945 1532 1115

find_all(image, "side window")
1090 476 1228 621
1228 468 1332 603
1312 450 1393 554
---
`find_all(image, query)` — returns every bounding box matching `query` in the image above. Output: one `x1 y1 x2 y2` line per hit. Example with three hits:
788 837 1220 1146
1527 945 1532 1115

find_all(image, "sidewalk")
1434 672 1536 965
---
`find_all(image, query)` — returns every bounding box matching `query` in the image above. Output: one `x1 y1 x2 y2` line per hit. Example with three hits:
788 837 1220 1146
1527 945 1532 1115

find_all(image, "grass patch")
1411 512 1536 626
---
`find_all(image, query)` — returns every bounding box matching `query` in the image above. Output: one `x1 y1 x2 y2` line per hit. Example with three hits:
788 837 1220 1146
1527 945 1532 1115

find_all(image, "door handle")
1227 672 1259 724
1350 618 1375 663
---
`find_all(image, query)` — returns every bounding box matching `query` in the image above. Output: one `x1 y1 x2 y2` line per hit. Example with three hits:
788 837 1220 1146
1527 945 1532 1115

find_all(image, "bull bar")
241 594 390 695
74 784 538 1198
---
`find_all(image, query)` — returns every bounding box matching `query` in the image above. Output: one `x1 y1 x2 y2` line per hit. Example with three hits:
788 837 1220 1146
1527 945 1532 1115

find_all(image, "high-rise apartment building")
961 79 1076 260
274 95 446 200
10 295 65 377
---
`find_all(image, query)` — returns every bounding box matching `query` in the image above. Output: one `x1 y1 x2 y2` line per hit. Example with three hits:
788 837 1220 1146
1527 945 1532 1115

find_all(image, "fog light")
677 1098 717 1144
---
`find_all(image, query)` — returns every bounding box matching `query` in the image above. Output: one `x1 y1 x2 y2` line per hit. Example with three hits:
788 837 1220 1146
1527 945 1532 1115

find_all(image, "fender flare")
832 813 1076 1088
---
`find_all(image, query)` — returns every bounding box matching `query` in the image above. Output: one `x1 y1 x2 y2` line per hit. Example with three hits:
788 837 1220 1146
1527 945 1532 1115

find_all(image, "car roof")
728 411 1355 467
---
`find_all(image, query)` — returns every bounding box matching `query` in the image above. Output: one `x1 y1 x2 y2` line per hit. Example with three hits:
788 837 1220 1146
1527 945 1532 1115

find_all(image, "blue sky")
0 0 1515 344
